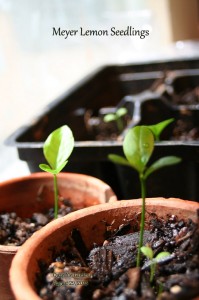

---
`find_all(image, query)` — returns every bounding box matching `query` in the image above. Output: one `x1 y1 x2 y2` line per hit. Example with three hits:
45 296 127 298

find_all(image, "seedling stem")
137 174 146 267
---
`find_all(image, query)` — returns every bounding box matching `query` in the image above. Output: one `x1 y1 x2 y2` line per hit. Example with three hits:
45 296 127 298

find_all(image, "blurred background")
0 0 199 180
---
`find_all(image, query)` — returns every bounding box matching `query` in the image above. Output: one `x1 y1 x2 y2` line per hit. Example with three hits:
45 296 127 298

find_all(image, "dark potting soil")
85 106 199 142
172 111 199 141
173 86 199 106
36 211 199 300
0 199 75 246
84 108 130 142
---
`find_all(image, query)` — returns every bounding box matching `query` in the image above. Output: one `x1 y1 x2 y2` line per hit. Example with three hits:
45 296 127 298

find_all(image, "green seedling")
103 107 128 132
141 246 170 283
108 119 181 267
39 125 74 219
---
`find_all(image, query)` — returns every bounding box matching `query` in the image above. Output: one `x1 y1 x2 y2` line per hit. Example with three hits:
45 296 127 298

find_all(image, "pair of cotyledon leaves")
103 107 128 123
141 246 170 262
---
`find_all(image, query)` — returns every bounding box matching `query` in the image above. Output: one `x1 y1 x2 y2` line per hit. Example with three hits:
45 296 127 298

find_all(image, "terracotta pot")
10 198 199 300
0 172 117 300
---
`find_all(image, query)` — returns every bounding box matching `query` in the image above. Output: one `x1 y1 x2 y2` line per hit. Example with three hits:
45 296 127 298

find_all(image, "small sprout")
108 119 181 267
103 107 128 132
141 246 170 283
39 125 74 219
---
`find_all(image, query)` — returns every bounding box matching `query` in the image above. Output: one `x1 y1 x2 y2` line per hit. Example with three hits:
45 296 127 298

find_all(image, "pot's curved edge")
0 245 19 254
64 172 118 202
145 197 199 210
9 197 199 259
0 171 116 195
8 198 199 260
0 172 47 187
9 198 199 300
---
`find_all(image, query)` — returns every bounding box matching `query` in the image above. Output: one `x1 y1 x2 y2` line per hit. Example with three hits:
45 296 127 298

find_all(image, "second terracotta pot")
9 197 199 300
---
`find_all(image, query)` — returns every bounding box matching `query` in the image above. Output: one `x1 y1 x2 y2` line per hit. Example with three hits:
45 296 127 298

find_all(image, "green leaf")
148 118 174 141
39 160 68 175
43 125 74 171
144 156 181 179
39 164 57 175
104 114 116 123
108 154 131 167
141 246 154 260
116 107 128 118
155 251 170 261
123 126 154 173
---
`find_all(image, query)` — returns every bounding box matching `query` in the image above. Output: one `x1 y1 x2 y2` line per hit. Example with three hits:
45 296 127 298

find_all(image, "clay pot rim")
9 197 198 253
0 172 117 252
0 172 115 189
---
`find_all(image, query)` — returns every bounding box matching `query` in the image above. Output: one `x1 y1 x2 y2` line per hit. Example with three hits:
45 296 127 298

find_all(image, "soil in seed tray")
172 111 199 141
0 199 75 246
173 86 199 105
84 108 130 142
36 211 199 300
85 106 199 142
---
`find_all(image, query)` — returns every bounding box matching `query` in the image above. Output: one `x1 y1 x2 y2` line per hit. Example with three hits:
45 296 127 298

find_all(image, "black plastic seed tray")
5 57 199 200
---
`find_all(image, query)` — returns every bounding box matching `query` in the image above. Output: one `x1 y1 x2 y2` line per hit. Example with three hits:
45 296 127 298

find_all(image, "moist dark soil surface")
172 87 199 106
85 105 199 142
0 199 75 246
35 211 199 300
171 112 199 141
84 108 130 142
